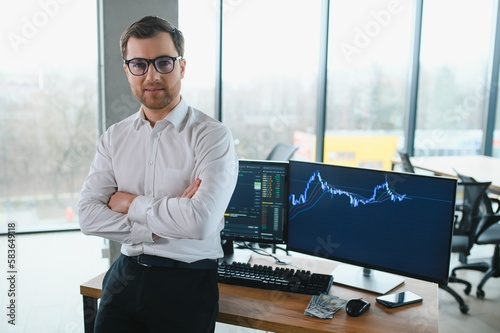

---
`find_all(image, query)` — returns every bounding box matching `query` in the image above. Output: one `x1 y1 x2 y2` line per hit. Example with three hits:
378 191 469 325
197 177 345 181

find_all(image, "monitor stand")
220 239 252 264
331 264 405 294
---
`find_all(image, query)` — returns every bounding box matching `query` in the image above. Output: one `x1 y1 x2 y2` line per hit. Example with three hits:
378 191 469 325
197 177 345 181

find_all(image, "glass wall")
325 0 415 170
0 1 98 232
220 0 322 160
179 0 500 165
178 0 218 117
496 89 500 157
5 0 500 231
416 0 497 156
495 61 500 157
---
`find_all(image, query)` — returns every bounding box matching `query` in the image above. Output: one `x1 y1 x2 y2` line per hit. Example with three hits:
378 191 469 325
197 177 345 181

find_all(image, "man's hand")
182 178 202 198
108 191 138 214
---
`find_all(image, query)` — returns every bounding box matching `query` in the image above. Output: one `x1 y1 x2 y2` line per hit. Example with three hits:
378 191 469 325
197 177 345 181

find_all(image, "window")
0 1 98 232
221 0 322 160
416 0 497 156
325 0 415 170
495 60 500 157
179 0 218 117
493 90 500 157
181 0 500 163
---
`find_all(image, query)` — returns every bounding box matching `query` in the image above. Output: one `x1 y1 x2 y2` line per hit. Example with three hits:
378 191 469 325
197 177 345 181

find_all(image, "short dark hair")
120 16 184 59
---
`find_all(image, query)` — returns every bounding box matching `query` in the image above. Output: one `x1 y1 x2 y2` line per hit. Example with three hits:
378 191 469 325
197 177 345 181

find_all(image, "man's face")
123 32 185 115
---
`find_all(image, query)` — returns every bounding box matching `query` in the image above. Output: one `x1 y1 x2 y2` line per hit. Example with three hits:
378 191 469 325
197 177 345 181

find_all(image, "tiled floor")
0 231 108 333
437 244 500 333
0 231 498 332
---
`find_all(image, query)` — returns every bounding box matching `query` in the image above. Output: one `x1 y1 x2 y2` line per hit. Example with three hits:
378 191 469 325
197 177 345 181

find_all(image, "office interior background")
1 0 500 233
1 0 500 332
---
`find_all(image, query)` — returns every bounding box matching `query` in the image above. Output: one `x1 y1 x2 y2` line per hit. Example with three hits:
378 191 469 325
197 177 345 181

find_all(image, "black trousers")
95 254 219 333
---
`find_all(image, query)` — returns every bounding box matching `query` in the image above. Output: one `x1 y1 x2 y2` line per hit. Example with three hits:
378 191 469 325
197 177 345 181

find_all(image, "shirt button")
149 161 153 165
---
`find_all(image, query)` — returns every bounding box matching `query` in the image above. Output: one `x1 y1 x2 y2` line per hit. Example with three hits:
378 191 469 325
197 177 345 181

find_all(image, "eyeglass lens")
128 56 176 75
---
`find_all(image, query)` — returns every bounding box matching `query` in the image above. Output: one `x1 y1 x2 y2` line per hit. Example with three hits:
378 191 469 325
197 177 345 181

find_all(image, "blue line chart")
288 170 410 219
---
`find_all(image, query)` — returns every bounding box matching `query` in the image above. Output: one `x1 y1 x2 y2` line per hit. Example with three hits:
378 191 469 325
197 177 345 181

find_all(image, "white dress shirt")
78 97 238 262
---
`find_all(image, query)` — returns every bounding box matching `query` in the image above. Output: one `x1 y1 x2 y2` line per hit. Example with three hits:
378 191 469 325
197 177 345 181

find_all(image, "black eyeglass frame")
123 55 183 76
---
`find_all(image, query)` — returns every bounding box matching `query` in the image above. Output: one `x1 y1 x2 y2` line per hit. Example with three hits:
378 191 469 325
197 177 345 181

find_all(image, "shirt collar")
164 97 188 129
132 96 188 131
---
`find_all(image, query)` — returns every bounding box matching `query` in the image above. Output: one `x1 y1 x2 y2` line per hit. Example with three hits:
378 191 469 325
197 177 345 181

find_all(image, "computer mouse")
345 298 371 317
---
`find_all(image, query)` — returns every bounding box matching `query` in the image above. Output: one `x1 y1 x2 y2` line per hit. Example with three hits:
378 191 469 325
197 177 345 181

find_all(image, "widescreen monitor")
222 159 288 247
286 160 457 294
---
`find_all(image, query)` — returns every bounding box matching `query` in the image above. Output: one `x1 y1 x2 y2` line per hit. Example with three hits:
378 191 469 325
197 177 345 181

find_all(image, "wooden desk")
80 254 438 333
392 155 500 194
80 272 105 333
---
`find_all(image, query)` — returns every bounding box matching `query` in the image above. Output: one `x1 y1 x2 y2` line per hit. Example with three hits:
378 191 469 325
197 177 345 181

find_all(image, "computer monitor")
286 160 457 294
221 160 289 260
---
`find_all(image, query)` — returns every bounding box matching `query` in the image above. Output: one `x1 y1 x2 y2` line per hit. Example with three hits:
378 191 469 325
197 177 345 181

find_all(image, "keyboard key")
218 262 333 295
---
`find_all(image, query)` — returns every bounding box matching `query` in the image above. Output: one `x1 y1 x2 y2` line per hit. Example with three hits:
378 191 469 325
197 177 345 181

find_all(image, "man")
78 16 238 333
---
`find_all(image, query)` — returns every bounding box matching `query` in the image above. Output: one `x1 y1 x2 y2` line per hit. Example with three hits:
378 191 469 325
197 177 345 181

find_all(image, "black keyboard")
217 262 334 295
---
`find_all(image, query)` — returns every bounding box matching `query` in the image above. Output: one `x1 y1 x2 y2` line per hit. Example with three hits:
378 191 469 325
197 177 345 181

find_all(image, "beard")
141 93 172 110
135 79 181 111
138 85 172 110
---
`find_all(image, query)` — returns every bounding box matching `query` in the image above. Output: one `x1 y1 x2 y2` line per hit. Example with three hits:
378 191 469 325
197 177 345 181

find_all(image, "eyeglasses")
124 55 183 76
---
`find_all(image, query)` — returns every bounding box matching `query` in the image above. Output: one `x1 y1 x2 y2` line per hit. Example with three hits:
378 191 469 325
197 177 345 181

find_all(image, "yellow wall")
293 131 398 170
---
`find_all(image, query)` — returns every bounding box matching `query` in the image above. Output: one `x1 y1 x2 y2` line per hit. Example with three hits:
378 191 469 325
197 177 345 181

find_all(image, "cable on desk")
235 242 302 270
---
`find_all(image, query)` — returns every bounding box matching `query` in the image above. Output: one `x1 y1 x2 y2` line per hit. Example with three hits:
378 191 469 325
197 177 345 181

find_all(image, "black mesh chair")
449 181 493 308
396 153 479 313
474 214 500 298
476 215 500 299
455 171 500 215
452 172 494 274
452 172 500 299
397 150 415 173
438 181 490 313
266 143 298 161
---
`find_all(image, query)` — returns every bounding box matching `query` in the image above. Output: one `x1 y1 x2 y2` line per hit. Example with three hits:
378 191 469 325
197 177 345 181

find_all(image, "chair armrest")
488 195 500 213
476 213 500 238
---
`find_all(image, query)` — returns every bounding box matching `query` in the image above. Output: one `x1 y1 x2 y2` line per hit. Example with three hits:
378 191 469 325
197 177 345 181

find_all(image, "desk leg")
82 295 98 333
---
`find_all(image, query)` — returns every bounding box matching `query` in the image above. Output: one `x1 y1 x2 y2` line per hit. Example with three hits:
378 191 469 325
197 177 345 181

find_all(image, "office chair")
451 181 493 297
397 150 415 173
473 213 500 298
438 181 491 313
454 172 497 276
266 143 298 161
397 154 479 313
455 171 500 215
452 172 500 299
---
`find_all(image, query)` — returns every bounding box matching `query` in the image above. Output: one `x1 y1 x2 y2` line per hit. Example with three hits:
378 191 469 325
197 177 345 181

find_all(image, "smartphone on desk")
376 291 423 308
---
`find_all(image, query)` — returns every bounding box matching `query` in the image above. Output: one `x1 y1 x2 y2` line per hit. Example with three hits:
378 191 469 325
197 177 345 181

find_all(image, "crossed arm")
107 178 202 239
